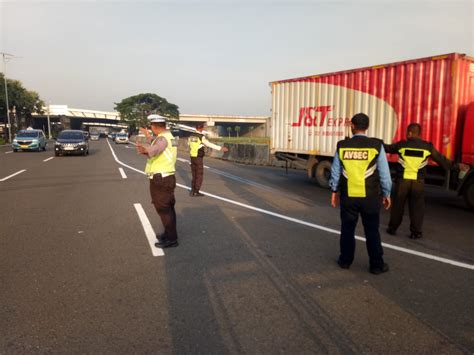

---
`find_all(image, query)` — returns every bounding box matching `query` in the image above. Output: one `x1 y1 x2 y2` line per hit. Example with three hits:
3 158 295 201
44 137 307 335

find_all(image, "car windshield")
17 131 39 138
91 133 99 136
58 131 84 140
117 134 127 137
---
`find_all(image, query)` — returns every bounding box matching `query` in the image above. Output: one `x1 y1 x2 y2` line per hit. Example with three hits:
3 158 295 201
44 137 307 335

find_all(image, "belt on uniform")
147 172 174 179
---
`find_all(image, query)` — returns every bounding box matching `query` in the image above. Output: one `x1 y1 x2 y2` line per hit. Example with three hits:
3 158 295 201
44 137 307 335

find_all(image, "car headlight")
32 140 39 144
13 139 18 144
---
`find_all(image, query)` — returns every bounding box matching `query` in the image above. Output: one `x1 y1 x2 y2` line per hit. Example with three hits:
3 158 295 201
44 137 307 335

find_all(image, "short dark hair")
407 123 421 136
351 113 369 130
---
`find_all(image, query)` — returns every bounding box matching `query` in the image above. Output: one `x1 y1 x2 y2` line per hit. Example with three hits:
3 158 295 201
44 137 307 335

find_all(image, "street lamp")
47 101 52 139
1 52 19 143
1 53 13 142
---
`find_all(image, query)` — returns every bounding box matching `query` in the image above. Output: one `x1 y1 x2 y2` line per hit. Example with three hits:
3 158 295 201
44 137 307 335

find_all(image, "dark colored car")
55 130 89 156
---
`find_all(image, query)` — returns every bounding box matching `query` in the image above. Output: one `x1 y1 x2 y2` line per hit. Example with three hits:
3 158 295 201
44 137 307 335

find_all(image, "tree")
235 125 241 138
248 125 254 137
0 73 45 132
114 93 179 133
226 126 232 138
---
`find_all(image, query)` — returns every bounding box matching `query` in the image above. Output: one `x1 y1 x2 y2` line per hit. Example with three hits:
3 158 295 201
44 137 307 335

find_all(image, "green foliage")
234 125 241 137
0 73 45 120
114 93 180 132
226 126 232 137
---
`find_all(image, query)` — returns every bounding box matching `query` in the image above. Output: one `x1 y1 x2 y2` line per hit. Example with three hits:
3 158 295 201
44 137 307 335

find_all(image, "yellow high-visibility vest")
145 131 177 175
189 135 203 158
398 148 431 180
339 147 380 197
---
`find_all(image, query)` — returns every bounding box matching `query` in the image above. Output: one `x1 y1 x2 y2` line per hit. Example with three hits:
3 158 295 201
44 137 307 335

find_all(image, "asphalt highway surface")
1 139 473 354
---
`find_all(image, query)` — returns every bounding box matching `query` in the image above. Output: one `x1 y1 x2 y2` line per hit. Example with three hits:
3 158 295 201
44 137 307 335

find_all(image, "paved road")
1 139 473 353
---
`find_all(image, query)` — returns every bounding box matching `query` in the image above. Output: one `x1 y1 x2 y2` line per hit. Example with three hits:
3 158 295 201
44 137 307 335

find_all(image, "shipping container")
270 53 474 208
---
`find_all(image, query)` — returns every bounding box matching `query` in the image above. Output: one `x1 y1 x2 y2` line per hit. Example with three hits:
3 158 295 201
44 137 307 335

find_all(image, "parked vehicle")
54 130 89 156
115 133 129 144
270 53 474 208
12 129 47 152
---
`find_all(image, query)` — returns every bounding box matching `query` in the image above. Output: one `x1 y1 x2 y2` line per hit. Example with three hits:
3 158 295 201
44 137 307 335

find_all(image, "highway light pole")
1 52 13 142
47 101 52 139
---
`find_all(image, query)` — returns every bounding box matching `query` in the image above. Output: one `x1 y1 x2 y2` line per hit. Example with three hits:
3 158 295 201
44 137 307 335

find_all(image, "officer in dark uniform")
137 115 179 249
330 113 392 274
384 123 459 239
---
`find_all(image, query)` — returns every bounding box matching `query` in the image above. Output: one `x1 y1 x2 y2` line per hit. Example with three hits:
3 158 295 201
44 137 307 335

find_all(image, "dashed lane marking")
107 139 474 270
43 157 54 162
5 151 13 154
0 169 27 182
119 167 127 179
133 203 164 257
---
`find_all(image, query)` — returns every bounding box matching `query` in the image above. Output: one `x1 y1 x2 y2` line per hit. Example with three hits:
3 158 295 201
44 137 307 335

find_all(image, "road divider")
134 203 164 257
107 138 474 270
0 169 27 182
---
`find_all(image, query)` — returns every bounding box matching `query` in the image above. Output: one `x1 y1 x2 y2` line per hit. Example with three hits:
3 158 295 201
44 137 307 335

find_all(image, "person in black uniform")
329 113 392 274
384 123 462 239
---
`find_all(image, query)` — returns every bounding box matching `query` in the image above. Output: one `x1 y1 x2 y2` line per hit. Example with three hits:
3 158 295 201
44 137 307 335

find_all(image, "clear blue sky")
1 0 472 115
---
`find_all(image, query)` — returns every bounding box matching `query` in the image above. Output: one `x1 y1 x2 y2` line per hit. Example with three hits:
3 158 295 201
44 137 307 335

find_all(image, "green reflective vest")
189 135 204 158
145 131 177 175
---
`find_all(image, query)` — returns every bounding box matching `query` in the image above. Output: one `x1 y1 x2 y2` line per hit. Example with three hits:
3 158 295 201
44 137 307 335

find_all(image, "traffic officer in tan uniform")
384 123 464 239
329 113 392 274
188 124 228 196
137 114 179 248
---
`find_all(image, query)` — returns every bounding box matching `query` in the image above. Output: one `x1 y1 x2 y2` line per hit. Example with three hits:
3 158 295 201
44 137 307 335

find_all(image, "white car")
115 133 129 144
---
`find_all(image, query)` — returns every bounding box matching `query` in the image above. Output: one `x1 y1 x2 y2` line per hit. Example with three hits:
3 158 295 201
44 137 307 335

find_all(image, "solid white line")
43 157 54 162
177 157 190 164
128 141 137 146
134 203 164 257
119 167 127 179
5 151 13 154
0 169 27 182
107 138 474 270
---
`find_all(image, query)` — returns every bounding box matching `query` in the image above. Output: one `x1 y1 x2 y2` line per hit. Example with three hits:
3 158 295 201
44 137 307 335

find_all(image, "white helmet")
147 114 166 123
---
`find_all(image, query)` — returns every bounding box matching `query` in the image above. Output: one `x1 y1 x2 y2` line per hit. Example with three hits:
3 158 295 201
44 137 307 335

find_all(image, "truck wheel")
316 160 332 188
463 179 474 210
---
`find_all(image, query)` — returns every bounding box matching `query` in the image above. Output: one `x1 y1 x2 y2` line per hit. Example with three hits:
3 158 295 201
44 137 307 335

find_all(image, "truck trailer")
270 53 474 208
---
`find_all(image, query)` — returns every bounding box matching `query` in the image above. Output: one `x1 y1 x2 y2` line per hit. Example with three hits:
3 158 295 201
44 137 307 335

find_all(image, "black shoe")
409 232 422 239
337 259 351 269
386 227 397 235
154 234 168 247
370 263 389 275
192 192 205 197
155 239 179 248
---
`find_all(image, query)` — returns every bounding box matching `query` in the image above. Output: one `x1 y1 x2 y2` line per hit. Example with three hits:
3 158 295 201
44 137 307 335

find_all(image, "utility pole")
1 52 19 143
47 101 52 139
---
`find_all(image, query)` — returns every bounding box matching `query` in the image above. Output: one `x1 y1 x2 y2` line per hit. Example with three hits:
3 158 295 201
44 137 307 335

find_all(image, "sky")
0 0 472 116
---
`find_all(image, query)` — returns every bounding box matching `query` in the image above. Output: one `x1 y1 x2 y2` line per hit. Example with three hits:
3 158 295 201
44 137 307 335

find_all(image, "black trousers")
149 174 178 241
339 195 384 268
190 156 204 192
389 179 425 235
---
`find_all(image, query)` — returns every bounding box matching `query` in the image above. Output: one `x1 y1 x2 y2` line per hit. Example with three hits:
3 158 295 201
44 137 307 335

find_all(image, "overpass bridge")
31 105 269 137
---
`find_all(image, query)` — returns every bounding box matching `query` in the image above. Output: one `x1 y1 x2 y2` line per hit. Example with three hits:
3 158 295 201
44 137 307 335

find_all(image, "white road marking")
5 151 13 154
0 169 27 182
108 138 474 270
133 203 164 257
119 167 127 179
128 141 137 146
43 157 54 162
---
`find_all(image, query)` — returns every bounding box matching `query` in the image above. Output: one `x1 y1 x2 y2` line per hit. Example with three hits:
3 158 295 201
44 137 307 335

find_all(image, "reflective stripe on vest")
398 148 431 180
189 136 203 157
145 132 177 175
339 148 379 197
